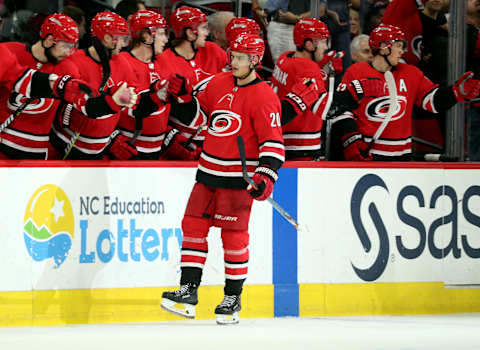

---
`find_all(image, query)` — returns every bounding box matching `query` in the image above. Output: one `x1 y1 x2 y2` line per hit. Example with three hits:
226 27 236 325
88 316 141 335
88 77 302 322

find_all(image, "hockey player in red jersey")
0 45 94 160
161 34 284 324
330 24 480 161
115 10 170 159
116 10 200 160
161 6 227 144
271 18 330 160
50 12 139 159
0 14 90 159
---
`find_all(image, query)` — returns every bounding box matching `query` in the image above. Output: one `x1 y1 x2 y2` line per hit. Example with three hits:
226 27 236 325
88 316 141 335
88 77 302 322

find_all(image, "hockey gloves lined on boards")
453 71 480 102
108 133 138 160
160 127 201 160
247 166 278 201
341 132 372 161
168 74 193 104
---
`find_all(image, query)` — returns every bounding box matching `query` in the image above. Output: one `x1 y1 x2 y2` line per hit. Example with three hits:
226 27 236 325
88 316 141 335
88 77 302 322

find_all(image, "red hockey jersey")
195 72 285 189
51 49 136 157
160 41 227 141
271 51 327 159
0 46 33 90
335 62 438 157
117 51 170 156
0 42 74 159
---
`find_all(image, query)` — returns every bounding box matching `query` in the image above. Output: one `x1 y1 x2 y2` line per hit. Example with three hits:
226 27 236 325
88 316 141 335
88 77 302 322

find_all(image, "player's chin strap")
141 30 157 61
380 47 395 68
92 36 113 62
237 65 255 80
42 40 59 64
237 55 260 80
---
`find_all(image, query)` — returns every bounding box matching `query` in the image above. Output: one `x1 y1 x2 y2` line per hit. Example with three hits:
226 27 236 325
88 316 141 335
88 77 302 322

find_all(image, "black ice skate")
215 295 241 325
161 283 198 318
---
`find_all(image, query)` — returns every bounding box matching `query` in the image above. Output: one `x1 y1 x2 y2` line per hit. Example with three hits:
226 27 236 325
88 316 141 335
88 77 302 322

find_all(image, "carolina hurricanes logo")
365 95 407 122
208 110 242 137
7 92 54 115
411 35 423 60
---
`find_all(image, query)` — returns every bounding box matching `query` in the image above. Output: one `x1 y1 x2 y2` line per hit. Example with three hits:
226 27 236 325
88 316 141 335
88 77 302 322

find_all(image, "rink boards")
0 160 479 326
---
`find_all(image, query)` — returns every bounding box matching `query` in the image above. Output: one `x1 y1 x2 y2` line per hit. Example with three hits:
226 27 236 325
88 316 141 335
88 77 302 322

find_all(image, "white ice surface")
1 315 479 350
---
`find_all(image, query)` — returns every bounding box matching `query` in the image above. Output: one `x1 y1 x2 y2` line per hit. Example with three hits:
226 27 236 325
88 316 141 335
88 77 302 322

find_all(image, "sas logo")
23 185 74 268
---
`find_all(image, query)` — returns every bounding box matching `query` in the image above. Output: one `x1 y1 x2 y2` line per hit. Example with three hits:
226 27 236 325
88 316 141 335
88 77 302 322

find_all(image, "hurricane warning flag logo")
23 185 74 268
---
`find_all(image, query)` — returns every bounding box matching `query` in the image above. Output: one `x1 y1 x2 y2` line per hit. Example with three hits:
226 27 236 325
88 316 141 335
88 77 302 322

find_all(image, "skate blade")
161 299 196 319
216 312 239 325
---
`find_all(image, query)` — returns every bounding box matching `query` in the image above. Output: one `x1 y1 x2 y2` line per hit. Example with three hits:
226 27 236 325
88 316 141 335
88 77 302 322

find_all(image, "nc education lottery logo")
23 185 74 268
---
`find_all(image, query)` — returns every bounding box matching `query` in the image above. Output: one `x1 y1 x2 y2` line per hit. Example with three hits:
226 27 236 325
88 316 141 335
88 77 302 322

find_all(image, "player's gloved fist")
318 50 345 74
348 78 385 101
167 74 193 104
160 128 201 160
109 134 138 160
341 132 372 161
247 166 278 201
52 75 95 104
453 71 480 102
150 78 169 106
285 79 320 114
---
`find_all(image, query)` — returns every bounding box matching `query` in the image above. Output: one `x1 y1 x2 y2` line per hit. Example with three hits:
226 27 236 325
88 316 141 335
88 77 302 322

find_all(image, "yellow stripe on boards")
0 285 274 327
299 282 480 317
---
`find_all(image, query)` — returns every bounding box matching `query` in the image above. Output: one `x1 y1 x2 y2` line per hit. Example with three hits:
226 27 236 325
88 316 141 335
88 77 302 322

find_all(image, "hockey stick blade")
237 135 300 231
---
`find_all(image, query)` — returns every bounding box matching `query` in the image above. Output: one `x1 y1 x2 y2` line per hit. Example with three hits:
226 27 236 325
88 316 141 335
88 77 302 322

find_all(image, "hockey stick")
128 117 143 146
0 98 33 134
63 41 111 160
322 62 336 160
237 135 300 231
412 153 458 162
367 70 397 151
182 125 203 151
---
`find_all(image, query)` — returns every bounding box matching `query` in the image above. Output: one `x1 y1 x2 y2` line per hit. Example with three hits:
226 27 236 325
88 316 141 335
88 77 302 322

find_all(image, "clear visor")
311 37 331 50
55 40 78 55
149 27 166 37
112 35 130 47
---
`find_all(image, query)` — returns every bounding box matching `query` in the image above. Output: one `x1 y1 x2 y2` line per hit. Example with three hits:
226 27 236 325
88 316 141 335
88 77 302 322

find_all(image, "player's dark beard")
45 46 60 64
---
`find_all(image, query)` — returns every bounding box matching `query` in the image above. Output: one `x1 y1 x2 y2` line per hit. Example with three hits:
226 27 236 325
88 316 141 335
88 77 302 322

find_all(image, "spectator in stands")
252 0 311 63
363 2 388 34
350 34 372 63
349 7 362 39
63 5 86 40
419 0 449 85
207 11 235 50
320 0 351 69
115 0 146 20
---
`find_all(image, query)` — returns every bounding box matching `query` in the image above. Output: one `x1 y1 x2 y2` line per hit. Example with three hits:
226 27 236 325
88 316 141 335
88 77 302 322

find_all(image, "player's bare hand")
112 82 138 108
